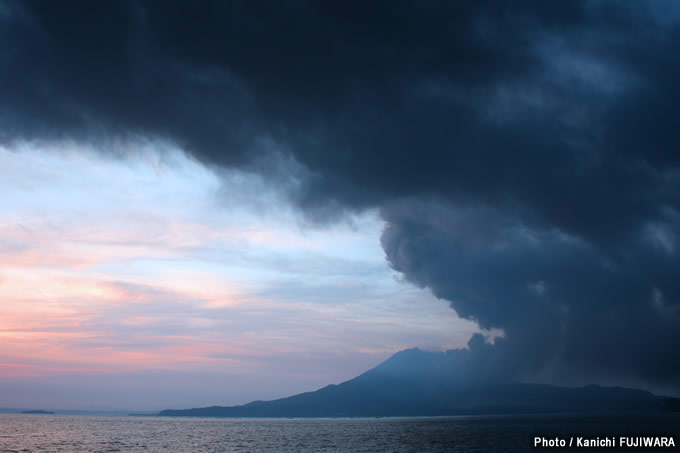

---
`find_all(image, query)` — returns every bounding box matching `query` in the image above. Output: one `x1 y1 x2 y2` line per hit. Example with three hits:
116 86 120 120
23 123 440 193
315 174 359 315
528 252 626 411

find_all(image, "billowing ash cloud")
2 0 680 390
381 200 680 389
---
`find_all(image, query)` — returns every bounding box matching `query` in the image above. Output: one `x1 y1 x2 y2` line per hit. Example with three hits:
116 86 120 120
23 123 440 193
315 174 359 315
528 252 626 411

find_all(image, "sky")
0 141 477 410
2 0 680 409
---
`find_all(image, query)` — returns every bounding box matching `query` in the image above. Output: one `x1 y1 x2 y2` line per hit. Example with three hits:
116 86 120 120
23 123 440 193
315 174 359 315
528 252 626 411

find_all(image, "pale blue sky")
0 139 478 410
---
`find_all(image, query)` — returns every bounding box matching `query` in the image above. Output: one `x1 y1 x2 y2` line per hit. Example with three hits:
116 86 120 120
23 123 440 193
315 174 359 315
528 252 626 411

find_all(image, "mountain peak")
159 348 678 418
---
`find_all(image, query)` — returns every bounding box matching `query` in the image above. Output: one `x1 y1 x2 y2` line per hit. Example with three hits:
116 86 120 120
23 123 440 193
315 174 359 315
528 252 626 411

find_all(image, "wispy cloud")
0 142 476 406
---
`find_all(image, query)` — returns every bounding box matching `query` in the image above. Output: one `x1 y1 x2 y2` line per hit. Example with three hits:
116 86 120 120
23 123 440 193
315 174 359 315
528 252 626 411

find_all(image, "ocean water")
1 413 679 452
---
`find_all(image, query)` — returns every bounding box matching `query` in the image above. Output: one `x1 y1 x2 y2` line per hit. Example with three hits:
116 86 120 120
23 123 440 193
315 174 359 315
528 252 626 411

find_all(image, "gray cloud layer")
2 0 680 391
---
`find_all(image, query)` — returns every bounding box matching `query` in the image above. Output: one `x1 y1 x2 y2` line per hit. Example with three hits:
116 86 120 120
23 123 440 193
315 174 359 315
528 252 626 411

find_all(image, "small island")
21 410 55 415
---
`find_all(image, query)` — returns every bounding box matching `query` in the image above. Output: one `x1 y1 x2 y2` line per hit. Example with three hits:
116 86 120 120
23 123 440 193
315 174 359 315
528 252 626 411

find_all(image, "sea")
1 413 679 452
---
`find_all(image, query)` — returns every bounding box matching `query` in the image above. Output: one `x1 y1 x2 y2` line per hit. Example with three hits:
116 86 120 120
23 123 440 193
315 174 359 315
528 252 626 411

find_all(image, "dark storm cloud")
381 200 680 389
3 0 680 390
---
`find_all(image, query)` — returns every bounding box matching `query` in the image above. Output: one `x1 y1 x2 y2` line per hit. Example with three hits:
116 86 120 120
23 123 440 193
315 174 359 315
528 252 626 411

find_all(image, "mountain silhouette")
159 349 678 417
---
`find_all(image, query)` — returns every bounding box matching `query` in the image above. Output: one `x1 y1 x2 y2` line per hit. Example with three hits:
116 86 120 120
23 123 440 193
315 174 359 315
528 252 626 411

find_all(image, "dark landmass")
21 410 55 414
160 349 680 418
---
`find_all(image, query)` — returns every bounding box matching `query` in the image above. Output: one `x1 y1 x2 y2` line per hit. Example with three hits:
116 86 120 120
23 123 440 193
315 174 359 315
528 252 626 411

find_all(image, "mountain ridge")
159 348 679 418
